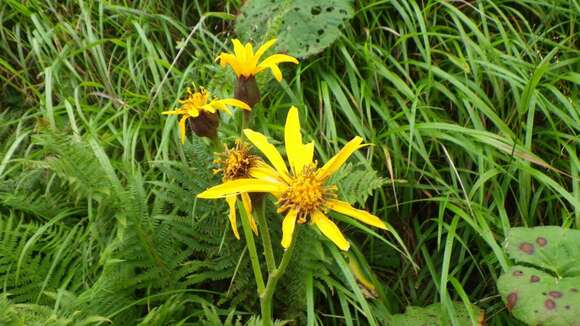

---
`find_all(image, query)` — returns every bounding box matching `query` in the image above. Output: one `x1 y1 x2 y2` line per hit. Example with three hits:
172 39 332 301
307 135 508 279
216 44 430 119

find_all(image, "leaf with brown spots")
505 226 580 277
385 302 485 326
497 266 580 326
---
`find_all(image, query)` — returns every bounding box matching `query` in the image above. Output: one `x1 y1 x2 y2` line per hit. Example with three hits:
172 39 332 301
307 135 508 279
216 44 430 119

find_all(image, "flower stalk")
255 199 276 273
237 200 265 294
209 134 224 153
260 224 299 326
239 196 298 326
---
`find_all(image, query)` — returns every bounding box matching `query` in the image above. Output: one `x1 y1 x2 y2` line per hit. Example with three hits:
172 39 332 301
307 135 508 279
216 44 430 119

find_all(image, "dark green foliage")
333 163 388 206
33 132 115 202
274 227 328 323
0 132 257 324
0 214 89 305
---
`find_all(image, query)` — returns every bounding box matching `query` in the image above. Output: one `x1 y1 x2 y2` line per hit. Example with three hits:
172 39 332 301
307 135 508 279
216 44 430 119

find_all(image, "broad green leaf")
498 227 580 325
498 266 580 326
235 0 353 57
385 302 485 326
505 226 580 277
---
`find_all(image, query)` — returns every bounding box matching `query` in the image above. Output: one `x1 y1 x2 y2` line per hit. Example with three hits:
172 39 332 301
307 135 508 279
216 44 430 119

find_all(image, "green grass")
0 0 578 325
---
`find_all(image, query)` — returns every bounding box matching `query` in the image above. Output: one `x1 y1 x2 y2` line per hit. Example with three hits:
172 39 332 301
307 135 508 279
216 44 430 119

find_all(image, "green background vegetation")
0 0 578 324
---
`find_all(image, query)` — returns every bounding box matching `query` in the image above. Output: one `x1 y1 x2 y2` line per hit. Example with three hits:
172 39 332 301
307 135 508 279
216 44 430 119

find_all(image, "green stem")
209 136 223 153
260 227 299 326
255 199 276 273
237 201 265 294
242 110 250 131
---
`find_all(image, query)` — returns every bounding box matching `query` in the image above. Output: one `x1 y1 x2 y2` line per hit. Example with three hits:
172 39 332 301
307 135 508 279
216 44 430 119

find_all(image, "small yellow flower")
162 88 251 142
218 39 298 81
213 141 275 239
198 107 387 251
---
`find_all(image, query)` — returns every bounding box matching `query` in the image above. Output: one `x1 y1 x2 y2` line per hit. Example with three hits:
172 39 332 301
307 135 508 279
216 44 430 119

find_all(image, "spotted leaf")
385 302 485 326
505 226 580 277
498 266 580 326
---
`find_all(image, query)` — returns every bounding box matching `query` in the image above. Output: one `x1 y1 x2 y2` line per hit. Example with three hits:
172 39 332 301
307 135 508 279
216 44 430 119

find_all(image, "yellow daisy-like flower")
198 107 387 251
217 39 298 81
162 88 251 142
213 141 273 239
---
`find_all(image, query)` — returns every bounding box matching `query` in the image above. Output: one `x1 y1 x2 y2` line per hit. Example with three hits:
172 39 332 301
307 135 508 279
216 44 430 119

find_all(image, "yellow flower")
162 88 251 142
218 39 298 81
213 141 271 239
198 107 387 251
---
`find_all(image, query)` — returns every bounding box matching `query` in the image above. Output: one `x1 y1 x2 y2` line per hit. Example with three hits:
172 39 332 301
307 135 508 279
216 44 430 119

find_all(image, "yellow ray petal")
199 104 217 113
161 109 186 115
186 108 200 117
178 116 188 144
249 161 285 184
218 53 236 67
245 43 254 57
281 209 298 249
302 142 315 168
326 199 387 229
317 137 365 180
208 103 232 116
213 98 252 111
271 191 283 200
241 193 258 236
284 106 304 174
226 195 240 239
243 129 290 180
258 54 299 69
204 101 230 116
218 53 241 76
269 64 283 81
254 39 276 62
232 39 246 61
197 179 287 199
312 210 350 251
243 43 255 76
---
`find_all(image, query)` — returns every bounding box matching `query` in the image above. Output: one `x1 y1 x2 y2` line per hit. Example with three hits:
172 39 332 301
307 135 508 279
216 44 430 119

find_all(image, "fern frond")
333 163 388 206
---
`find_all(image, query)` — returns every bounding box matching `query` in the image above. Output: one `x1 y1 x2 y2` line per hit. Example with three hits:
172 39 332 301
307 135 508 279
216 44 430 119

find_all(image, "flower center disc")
224 151 252 179
278 167 336 221
214 142 258 180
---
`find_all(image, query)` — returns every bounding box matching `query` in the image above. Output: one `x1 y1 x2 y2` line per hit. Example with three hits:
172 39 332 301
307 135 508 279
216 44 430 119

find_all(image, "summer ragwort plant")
161 37 394 324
